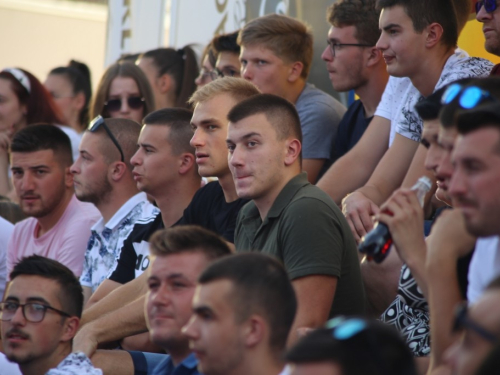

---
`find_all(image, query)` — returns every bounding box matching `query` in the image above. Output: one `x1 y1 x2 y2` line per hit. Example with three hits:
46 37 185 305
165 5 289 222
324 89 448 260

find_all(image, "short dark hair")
227 93 302 156
376 0 459 48
327 0 380 46
415 86 447 122
91 117 141 169
286 318 417 375
198 253 297 353
213 31 240 54
149 225 232 261
10 124 73 166
143 108 195 156
10 255 83 318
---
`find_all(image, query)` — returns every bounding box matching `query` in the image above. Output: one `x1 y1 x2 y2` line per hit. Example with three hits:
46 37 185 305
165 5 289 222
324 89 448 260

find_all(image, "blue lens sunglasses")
475 0 498 14
441 83 498 109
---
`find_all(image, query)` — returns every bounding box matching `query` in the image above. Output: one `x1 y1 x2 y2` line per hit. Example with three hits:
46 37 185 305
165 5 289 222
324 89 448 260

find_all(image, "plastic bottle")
358 176 432 263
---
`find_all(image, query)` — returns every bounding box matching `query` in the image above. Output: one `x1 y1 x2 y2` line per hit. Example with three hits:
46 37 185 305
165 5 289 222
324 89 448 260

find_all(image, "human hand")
426 209 476 263
342 191 380 243
73 323 99 358
377 188 426 266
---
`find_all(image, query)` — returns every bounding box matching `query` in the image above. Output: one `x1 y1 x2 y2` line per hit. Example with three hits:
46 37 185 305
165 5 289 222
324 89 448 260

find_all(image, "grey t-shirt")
295 83 346 180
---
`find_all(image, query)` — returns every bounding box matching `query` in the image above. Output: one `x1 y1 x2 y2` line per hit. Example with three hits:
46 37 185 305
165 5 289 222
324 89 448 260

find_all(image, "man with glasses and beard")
1 255 102 375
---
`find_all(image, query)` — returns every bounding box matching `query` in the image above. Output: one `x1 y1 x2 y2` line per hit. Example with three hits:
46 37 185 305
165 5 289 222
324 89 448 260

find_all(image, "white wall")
0 0 107 90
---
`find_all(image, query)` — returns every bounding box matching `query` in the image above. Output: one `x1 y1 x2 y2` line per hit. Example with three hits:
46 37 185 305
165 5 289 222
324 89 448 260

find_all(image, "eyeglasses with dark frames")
475 0 498 14
197 69 214 84
0 301 72 323
104 96 145 112
88 115 125 162
326 39 374 57
453 302 497 343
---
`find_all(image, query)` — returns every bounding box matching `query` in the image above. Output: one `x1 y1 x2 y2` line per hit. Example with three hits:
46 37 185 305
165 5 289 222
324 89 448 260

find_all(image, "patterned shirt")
375 49 493 145
46 352 102 375
80 192 159 292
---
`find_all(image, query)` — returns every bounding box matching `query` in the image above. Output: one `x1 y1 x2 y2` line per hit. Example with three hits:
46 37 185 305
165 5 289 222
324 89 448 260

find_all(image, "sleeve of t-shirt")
299 99 345 160
279 198 344 280
55 226 93 278
374 76 396 120
107 234 139 284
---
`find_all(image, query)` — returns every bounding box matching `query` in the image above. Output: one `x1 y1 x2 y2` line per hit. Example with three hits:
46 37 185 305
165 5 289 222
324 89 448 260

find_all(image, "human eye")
257 60 268 66
11 169 23 178
240 59 248 67
420 139 430 149
227 143 235 153
2 301 19 312
35 169 48 176
147 280 159 291
28 303 47 313
191 124 197 132
247 141 258 148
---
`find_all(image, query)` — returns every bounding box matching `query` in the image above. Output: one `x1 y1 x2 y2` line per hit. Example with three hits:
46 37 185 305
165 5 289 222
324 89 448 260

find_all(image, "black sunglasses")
475 0 498 13
88 115 125 162
453 302 497 343
104 96 145 112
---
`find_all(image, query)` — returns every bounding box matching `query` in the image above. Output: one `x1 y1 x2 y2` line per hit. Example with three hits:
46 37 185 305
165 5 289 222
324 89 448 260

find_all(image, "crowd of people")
1 0 500 374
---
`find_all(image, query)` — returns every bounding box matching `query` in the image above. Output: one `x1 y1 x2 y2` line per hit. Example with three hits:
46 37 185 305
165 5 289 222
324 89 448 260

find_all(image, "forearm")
82 274 148 326
81 295 148 345
317 156 374 205
361 249 403 317
426 255 462 371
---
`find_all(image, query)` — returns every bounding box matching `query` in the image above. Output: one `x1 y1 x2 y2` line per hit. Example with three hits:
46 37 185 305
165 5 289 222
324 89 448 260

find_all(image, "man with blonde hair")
239 14 346 183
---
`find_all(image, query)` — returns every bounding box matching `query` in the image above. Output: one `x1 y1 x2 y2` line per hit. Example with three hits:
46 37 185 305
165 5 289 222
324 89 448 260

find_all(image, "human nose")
448 167 466 199
181 314 199 340
476 2 492 22
242 64 252 81
424 144 441 172
190 129 204 148
130 148 142 166
120 98 130 113
376 33 388 51
21 172 36 192
150 285 171 307
9 304 27 326
436 152 454 181
321 44 333 62
70 156 81 175
229 146 244 168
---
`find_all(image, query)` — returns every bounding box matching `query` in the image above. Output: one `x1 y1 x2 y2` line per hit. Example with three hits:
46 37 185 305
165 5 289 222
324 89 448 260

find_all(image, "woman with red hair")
0 67 81 198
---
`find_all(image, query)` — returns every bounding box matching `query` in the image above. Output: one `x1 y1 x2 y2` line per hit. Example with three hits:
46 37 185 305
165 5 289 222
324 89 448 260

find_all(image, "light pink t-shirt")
7 195 101 278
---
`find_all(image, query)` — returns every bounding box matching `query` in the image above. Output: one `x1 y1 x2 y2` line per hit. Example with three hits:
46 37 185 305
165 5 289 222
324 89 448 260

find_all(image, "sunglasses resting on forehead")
475 0 498 13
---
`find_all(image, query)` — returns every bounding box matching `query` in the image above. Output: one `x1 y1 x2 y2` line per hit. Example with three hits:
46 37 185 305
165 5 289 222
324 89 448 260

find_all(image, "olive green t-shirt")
235 173 365 317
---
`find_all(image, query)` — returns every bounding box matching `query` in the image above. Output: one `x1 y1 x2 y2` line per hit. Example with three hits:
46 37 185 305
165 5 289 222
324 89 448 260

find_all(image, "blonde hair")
238 14 313 79
188 77 260 107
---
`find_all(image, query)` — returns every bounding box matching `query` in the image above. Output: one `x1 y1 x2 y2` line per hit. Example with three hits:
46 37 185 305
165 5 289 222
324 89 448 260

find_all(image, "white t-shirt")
375 49 493 146
467 236 500 303
0 352 22 375
0 216 13 298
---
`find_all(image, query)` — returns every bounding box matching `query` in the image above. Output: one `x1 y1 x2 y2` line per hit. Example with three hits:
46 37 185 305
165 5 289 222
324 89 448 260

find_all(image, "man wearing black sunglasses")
476 0 500 73
1 255 101 375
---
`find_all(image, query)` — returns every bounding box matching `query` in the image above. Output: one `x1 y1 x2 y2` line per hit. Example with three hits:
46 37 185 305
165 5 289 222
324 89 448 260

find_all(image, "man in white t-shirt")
71 117 158 305
7 125 100 278
340 0 492 243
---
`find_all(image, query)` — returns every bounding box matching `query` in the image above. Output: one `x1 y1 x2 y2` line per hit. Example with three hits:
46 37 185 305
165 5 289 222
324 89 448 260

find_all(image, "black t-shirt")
108 212 164 284
333 99 372 161
175 181 249 243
